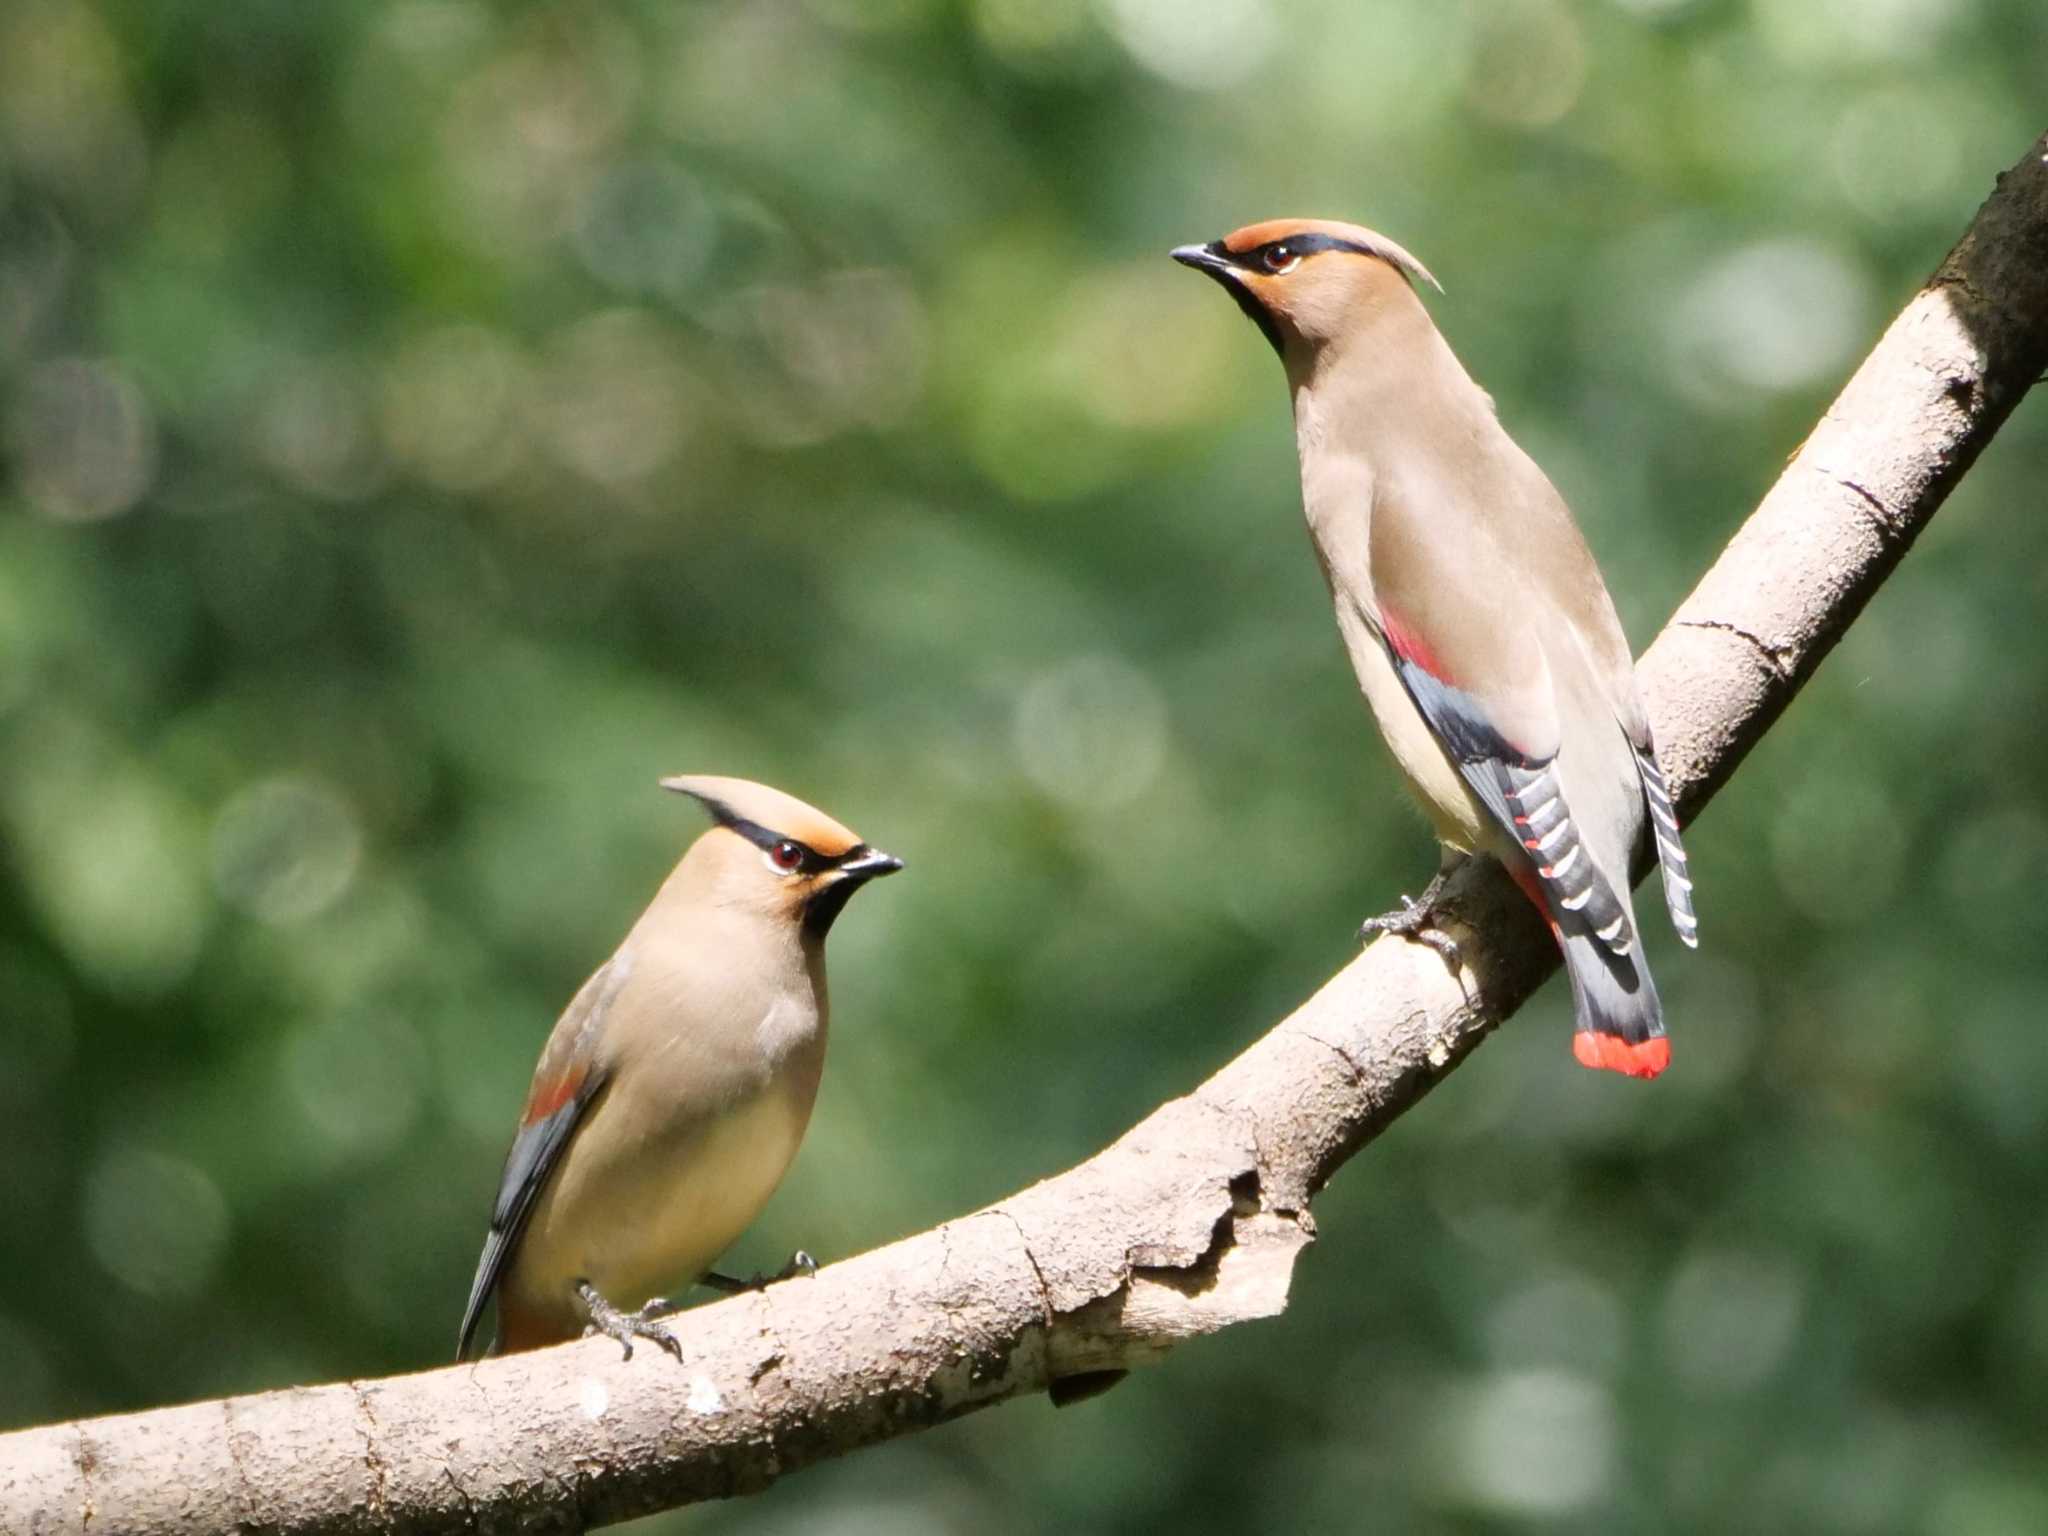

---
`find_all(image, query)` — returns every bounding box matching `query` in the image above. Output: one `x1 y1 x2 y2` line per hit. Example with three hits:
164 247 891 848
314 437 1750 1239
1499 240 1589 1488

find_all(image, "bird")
456 775 902 1359
1172 220 1696 1078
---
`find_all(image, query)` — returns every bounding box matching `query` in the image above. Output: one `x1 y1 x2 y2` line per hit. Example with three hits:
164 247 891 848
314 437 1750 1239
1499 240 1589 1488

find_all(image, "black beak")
1170 242 1235 279
805 844 901 938
834 847 904 882
1172 240 1283 359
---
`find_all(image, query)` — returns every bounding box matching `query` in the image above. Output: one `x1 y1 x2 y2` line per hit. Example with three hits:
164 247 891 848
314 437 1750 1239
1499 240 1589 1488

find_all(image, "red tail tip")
1572 1032 1670 1079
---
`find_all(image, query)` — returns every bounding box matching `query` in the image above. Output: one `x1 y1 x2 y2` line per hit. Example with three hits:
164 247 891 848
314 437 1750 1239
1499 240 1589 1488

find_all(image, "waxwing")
458 776 901 1357
1175 221 1696 1077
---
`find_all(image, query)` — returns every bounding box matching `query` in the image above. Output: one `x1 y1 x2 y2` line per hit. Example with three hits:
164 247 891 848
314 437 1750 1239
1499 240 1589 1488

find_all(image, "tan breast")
1330 591 1491 851
1296 391 1492 851
499 920 829 1344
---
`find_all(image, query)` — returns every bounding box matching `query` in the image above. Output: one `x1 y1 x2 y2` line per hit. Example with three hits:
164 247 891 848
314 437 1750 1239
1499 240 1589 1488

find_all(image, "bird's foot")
700 1249 818 1297
577 1280 683 1362
1358 870 1462 972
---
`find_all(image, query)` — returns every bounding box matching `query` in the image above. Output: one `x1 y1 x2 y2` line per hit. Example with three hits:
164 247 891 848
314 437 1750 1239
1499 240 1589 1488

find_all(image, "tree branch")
6 132 2045 1536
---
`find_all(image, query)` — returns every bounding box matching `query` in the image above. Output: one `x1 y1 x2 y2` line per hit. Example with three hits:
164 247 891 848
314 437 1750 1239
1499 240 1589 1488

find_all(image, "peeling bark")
2 132 2044 1536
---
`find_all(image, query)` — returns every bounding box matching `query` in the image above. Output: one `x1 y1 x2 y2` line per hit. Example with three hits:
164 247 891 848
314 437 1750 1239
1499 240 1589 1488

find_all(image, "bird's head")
661 774 902 938
1171 218 1440 360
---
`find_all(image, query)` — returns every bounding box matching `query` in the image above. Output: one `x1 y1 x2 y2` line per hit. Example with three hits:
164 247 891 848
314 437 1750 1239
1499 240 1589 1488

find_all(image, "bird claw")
1358 889 1427 933
701 1249 819 1296
1358 871 1469 998
1360 896 1462 962
577 1280 682 1362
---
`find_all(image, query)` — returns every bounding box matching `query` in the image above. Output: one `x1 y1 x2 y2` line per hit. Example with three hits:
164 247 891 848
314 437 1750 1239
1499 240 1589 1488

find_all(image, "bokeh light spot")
536 310 697 486
7 357 157 522
84 1146 231 1300
253 356 388 503
742 269 930 442
1660 1245 1804 1395
1665 240 1874 408
437 21 640 256
283 1011 428 1166
212 776 364 927
572 158 717 299
1756 0 1967 65
1436 1370 1615 1514
0 0 148 218
1484 1269 1628 1379
1102 0 1276 90
1465 0 1586 130
1014 655 1169 811
380 324 533 492
9 750 208 999
1829 87 1967 223
1058 261 1245 431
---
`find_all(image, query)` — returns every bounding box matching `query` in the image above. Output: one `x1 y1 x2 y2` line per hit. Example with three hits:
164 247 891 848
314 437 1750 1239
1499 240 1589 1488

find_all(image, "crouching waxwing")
457 776 902 1358
1173 221 1696 1078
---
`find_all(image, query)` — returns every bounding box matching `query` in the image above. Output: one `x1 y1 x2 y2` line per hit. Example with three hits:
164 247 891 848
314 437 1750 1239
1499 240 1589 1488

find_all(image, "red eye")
769 840 805 872
1262 243 1296 273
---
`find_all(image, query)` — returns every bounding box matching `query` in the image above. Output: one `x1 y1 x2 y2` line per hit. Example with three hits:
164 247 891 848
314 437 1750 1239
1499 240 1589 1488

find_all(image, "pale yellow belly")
503 1076 816 1331
1334 596 1492 852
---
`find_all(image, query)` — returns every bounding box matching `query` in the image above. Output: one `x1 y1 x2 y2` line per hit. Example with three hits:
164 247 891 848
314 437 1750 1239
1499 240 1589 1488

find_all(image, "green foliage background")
3 1 2046 1530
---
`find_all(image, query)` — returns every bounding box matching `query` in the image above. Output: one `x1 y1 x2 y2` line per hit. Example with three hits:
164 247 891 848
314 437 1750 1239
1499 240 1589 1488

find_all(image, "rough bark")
4 133 2044 1536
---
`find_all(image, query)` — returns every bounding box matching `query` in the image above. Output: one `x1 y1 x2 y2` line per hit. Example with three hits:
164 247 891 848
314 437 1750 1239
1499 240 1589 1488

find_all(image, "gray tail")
456 1231 504 1361
1560 928 1668 1078
1632 744 1699 949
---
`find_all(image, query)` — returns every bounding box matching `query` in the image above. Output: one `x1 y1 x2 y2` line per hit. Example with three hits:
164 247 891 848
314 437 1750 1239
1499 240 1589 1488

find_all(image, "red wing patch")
1379 607 1453 685
521 1059 589 1125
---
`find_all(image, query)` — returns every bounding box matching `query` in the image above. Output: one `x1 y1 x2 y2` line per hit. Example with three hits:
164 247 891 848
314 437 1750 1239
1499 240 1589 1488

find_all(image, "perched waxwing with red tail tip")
457 776 902 1359
1173 220 1697 1078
